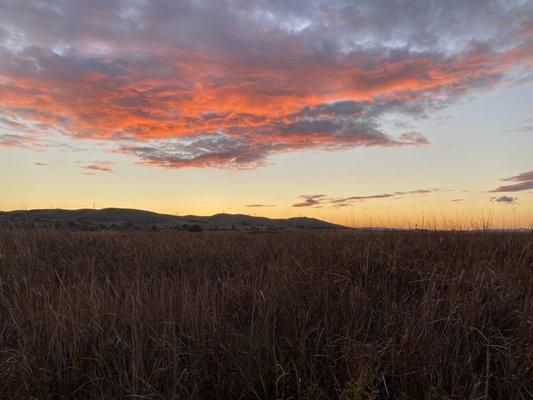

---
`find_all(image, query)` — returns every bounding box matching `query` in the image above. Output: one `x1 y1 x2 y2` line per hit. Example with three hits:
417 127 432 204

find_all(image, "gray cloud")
491 195 518 204
120 134 272 169
490 170 533 192
292 188 441 208
510 117 533 133
293 194 328 208
80 162 114 173
119 124 427 169
0 134 28 147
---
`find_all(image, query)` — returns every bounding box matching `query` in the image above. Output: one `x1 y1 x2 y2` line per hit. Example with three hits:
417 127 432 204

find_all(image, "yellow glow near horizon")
0 1 531 229
2 155 532 230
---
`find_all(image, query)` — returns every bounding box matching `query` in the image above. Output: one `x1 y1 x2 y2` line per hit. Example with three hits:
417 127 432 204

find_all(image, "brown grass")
0 229 531 399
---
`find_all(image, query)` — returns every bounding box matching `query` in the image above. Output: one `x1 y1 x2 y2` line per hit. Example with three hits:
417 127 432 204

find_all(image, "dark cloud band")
491 170 533 192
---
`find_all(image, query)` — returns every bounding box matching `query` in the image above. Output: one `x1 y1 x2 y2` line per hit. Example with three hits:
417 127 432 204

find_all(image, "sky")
1 0 532 228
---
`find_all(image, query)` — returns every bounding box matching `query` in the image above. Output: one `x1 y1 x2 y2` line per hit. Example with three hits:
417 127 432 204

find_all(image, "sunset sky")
1 0 532 228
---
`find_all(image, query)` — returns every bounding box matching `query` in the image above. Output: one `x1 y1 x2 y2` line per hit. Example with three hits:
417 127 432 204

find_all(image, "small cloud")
490 170 533 192
449 198 463 202
393 188 441 195
34 162 48 166
0 134 32 148
292 194 327 208
246 204 276 208
80 161 114 173
399 131 429 145
330 188 441 207
491 195 518 204
202 111 230 120
330 193 394 207
292 188 442 208
509 117 533 133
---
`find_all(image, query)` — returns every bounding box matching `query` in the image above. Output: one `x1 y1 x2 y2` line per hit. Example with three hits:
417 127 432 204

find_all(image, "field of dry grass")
0 229 531 399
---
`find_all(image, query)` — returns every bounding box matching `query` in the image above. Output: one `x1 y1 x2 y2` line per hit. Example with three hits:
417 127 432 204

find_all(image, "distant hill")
0 208 343 231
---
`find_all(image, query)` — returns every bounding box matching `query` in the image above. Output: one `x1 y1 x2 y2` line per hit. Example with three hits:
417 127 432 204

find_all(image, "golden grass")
0 229 531 399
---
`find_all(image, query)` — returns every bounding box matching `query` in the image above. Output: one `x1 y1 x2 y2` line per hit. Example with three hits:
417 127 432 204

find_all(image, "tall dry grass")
0 229 531 399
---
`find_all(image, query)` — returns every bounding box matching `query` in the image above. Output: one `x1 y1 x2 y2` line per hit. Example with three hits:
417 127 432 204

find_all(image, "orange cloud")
0 0 531 168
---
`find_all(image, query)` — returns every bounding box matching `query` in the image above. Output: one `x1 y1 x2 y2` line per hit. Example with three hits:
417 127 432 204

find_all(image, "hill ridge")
0 208 342 231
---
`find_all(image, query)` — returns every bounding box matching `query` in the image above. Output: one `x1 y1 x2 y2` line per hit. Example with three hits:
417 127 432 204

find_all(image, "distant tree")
66 221 78 229
188 224 203 232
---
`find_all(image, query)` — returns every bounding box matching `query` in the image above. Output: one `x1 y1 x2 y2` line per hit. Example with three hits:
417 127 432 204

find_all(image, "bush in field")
187 224 203 232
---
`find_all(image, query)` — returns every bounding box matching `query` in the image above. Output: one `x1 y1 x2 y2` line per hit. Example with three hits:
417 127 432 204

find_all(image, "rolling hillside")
0 208 342 230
